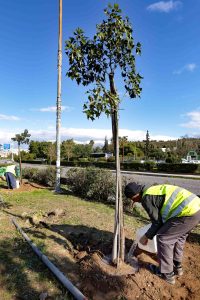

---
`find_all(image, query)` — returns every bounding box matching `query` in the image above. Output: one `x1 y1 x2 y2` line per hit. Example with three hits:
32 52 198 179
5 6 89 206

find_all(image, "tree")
73 143 93 158
89 140 95 149
11 129 31 183
65 3 142 265
61 139 75 161
144 130 150 160
46 142 56 165
102 136 109 153
119 136 128 162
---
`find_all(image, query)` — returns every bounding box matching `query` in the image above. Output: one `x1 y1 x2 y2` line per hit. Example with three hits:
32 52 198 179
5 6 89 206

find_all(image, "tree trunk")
109 73 125 265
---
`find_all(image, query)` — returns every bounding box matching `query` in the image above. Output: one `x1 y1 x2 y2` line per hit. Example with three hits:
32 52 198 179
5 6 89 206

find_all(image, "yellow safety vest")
142 184 200 223
5 165 16 176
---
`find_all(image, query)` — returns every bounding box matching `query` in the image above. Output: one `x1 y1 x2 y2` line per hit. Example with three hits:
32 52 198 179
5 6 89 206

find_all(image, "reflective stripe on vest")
162 187 182 222
169 193 197 219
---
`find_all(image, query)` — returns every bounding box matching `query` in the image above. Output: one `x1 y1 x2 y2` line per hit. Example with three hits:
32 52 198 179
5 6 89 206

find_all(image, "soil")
56 228 200 300
1 184 200 300
0 180 51 193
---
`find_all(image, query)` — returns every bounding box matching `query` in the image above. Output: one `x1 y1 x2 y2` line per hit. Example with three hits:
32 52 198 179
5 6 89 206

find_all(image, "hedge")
21 160 200 174
157 163 199 174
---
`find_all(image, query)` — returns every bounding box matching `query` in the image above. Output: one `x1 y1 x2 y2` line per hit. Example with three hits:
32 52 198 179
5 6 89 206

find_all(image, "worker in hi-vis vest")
4 164 19 189
125 182 200 285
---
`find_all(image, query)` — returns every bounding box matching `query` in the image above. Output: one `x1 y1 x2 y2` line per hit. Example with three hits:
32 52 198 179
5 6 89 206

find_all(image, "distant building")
161 147 170 153
90 152 113 160
186 150 200 162
181 150 200 164
0 148 18 158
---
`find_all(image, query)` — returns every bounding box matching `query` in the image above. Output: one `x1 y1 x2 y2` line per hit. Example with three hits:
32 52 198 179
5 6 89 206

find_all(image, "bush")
22 167 56 187
78 157 89 162
143 161 156 171
65 167 136 212
97 157 107 162
66 167 116 202
22 167 38 180
107 156 115 162
36 167 56 186
157 163 198 174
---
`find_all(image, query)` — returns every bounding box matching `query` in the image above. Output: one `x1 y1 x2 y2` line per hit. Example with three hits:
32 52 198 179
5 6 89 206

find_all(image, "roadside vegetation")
10 136 200 165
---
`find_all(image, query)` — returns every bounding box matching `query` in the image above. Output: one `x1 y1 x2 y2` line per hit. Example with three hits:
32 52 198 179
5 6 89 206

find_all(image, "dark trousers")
157 210 200 273
5 172 16 189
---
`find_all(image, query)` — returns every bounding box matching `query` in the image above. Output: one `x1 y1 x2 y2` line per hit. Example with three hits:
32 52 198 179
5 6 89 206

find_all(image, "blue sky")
0 0 200 147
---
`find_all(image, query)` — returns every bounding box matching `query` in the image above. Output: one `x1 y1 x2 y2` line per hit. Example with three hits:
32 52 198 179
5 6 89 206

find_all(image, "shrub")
143 161 156 171
107 156 115 162
36 167 56 187
97 157 107 162
78 157 89 162
65 167 136 211
157 163 198 174
22 167 38 180
66 167 116 202
22 167 56 187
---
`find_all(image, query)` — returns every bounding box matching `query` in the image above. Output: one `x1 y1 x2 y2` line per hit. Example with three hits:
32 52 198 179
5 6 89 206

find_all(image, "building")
90 152 113 160
183 150 200 164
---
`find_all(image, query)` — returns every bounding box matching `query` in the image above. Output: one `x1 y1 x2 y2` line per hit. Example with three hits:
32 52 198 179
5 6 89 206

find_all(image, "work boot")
149 264 175 285
173 260 183 276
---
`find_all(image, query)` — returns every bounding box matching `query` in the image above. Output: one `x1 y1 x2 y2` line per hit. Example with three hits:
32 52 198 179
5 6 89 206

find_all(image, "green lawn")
0 188 145 300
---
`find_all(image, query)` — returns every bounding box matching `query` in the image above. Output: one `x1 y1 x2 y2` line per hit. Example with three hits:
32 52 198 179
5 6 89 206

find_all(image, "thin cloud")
180 110 200 129
33 106 73 112
0 114 20 121
147 1 182 13
0 127 177 145
29 128 177 143
173 63 197 75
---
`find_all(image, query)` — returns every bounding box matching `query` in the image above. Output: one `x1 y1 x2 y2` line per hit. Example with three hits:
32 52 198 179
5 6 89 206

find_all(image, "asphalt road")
22 163 200 195
122 172 200 195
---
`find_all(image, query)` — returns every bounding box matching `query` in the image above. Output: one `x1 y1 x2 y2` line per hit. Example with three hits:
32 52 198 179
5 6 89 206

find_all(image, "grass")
0 188 146 300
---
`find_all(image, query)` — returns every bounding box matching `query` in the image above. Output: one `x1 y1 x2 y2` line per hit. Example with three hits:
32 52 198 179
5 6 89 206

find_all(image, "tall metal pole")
55 0 62 192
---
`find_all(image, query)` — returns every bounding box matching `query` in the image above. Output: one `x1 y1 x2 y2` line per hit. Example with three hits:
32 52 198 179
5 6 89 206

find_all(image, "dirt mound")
1 181 49 192
44 220 200 299
77 242 200 300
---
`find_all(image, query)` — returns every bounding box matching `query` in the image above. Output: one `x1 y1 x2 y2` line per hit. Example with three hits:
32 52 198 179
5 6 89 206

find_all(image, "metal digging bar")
12 218 87 300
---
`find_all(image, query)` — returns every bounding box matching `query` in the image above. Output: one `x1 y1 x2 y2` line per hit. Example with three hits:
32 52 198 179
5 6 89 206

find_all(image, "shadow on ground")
0 231 74 299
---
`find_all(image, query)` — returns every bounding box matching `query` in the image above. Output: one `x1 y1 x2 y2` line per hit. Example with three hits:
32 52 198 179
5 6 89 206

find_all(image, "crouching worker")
5 164 19 189
124 182 200 285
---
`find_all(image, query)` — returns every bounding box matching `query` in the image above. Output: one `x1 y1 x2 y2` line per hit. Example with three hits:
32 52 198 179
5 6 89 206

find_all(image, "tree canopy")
65 3 142 121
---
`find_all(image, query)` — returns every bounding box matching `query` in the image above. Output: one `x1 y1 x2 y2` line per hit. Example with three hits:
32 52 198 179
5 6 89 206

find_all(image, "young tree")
61 139 75 161
11 129 31 183
102 136 109 153
145 130 150 160
65 3 142 265
119 136 128 162
46 142 56 165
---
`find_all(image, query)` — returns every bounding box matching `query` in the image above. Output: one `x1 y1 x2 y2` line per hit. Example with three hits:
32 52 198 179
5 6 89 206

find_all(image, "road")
121 171 200 195
22 163 200 195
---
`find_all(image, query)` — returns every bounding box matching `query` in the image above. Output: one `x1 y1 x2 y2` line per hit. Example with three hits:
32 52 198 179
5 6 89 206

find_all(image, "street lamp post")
55 0 62 192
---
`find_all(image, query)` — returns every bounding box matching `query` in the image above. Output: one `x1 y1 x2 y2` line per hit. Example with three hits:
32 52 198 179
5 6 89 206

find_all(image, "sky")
0 0 200 148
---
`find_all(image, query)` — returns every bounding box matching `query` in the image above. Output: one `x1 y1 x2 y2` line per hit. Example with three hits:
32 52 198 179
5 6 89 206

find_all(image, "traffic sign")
3 144 10 150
